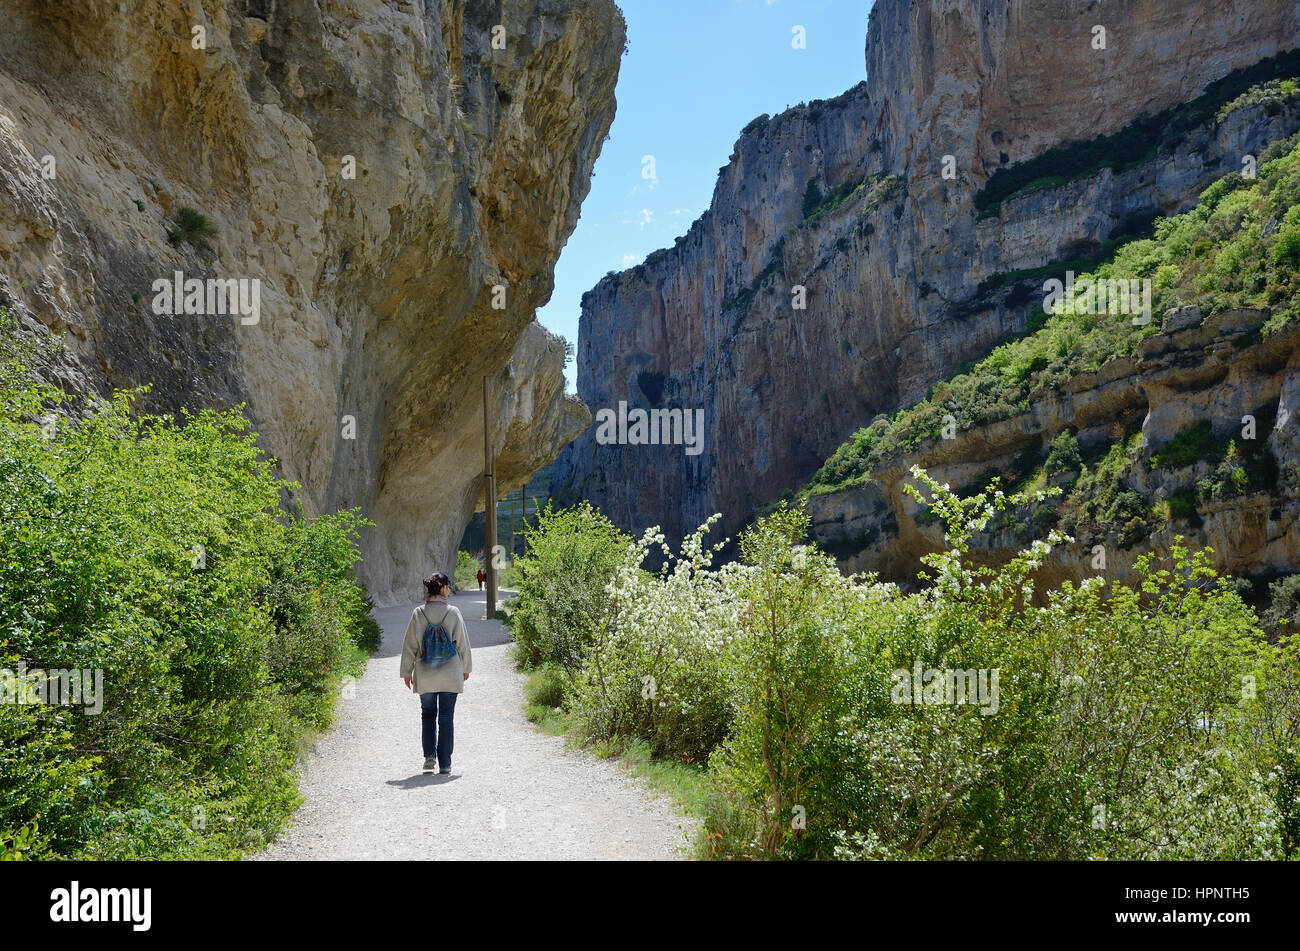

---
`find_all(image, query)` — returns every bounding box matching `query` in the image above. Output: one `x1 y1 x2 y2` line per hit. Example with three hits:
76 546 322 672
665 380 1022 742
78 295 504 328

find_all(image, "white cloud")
622 208 655 228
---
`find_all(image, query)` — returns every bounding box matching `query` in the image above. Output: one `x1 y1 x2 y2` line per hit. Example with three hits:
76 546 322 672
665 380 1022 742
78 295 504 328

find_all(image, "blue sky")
536 0 874 389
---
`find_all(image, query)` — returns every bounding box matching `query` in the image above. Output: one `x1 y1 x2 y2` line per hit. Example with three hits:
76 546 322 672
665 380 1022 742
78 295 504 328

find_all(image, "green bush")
1167 489 1199 521
709 471 1291 859
1151 421 1214 469
1263 574 1300 638
507 502 633 670
1197 441 1251 502
454 549 481 590
802 174 868 223
1275 210 1300 267
709 505 889 857
0 316 376 858
509 469 1299 860
1058 430 1147 544
525 663 569 710
167 207 218 248
264 510 380 717
1044 430 1081 475
801 178 823 219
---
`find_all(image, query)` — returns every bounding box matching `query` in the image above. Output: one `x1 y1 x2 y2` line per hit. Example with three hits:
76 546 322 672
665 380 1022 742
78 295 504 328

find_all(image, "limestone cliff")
0 0 621 602
808 309 1300 588
553 0 1300 555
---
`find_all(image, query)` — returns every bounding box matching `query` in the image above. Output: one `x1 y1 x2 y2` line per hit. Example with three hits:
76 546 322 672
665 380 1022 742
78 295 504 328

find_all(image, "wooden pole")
483 376 498 619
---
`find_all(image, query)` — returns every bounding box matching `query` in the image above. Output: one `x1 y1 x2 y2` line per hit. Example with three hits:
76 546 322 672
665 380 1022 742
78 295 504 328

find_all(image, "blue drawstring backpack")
418 605 458 669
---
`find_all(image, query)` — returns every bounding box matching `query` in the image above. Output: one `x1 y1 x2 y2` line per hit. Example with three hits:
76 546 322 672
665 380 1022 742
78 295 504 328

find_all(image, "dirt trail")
255 590 694 860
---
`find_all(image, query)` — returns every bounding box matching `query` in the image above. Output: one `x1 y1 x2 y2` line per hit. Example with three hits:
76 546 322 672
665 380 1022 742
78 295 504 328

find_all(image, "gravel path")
255 590 695 860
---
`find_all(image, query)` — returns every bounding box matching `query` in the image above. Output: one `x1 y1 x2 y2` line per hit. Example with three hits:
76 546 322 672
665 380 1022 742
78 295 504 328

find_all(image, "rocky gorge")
553 0 1300 587
0 0 622 603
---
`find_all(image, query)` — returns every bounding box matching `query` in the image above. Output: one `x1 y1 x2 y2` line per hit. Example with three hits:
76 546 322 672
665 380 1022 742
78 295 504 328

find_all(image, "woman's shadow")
386 773 461 789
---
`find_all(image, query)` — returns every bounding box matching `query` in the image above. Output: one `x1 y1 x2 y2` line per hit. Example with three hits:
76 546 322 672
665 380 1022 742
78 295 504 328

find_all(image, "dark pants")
420 691 457 768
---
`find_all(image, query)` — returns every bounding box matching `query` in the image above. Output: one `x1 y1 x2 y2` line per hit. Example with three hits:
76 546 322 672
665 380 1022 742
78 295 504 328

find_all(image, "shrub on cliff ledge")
167 206 218 249
1044 430 1081 475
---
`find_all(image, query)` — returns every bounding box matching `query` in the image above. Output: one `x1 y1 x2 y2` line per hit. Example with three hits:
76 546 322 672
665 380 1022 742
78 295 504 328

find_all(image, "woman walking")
400 572 472 774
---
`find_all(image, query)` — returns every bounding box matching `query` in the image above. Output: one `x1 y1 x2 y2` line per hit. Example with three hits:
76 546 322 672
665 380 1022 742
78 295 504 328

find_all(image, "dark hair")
423 573 451 598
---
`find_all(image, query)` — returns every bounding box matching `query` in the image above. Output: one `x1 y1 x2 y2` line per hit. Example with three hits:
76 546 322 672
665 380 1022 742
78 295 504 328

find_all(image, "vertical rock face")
554 0 1300 548
868 0 1300 174
0 0 621 603
558 86 879 538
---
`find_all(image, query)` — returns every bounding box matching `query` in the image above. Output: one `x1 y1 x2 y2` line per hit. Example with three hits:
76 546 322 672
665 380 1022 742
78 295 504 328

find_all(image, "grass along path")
254 589 695 860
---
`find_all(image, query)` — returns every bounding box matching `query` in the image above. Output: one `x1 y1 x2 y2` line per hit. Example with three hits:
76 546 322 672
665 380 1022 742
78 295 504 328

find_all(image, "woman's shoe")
439 766 451 774
422 756 437 772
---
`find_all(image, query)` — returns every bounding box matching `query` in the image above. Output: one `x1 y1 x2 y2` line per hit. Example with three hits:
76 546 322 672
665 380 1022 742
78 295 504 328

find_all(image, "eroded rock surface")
808 311 1300 587
0 0 621 602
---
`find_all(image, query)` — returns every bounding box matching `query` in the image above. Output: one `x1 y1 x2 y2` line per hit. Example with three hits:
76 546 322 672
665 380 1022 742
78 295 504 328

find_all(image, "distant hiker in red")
401 573 472 774
476 568 485 590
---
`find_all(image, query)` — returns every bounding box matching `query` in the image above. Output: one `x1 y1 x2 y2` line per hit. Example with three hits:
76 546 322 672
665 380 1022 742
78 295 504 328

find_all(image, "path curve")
255 590 694 860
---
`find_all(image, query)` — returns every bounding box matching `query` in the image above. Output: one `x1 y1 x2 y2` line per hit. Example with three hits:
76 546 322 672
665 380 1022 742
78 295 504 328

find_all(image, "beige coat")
400 600 472 694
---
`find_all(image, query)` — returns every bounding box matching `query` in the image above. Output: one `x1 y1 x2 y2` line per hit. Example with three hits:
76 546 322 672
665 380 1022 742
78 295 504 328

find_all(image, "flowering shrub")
1110 749 1282 859
708 506 898 858
570 517 738 762
511 468 1300 860
709 470 1291 859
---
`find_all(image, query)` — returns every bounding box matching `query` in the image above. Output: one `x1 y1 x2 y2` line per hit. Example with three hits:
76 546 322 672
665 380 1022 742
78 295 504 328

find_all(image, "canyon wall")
0 0 621 603
867 0 1300 174
553 0 1300 558
808 308 1300 588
